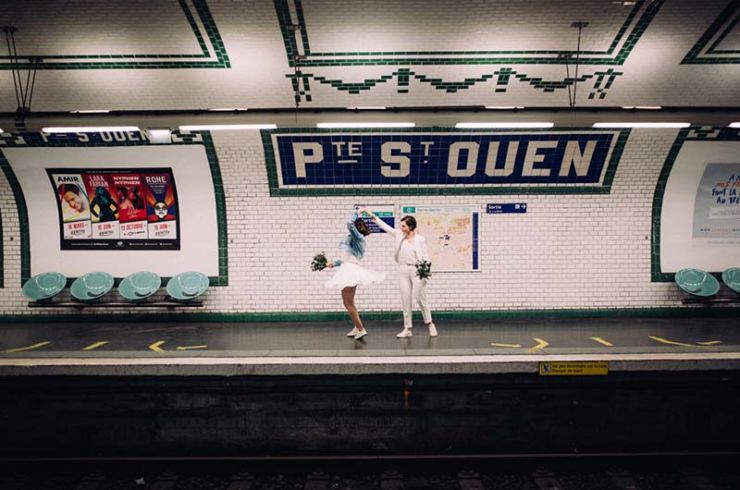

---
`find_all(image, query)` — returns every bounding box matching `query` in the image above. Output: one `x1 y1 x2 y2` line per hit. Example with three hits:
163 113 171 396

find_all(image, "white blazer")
374 218 430 265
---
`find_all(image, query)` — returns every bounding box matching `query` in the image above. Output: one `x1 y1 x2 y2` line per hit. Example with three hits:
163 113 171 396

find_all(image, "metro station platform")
1 315 739 458
0 315 739 375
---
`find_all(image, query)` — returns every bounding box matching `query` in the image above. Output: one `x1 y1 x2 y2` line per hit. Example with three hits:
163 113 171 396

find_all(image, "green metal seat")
721 267 740 294
166 271 209 301
22 272 66 301
118 271 162 302
70 272 114 302
674 268 720 297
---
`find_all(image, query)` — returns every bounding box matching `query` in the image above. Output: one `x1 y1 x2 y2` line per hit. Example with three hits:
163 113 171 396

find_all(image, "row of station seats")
674 267 740 298
22 271 210 303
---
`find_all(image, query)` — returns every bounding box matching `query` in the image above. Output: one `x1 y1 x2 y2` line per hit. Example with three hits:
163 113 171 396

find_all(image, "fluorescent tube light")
317 122 415 128
346 107 387 110
207 108 248 111
147 128 172 144
179 124 277 131
70 110 111 114
592 122 690 128
484 106 525 110
621 106 662 110
43 126 140 133
729 122 740 128
455 122 553 129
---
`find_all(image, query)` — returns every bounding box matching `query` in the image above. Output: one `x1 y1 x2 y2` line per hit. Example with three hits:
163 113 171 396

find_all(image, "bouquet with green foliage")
311 252 328 271
415 259 432 280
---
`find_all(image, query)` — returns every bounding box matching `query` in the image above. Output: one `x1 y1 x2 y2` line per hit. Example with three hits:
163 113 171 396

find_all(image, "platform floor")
1 316 739 375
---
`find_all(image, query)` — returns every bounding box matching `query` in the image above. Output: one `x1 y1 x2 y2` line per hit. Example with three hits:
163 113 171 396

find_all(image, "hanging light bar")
42 126 141 133
179 124 277 131
317 122 415 128
592 122 690 128
455 122 553 129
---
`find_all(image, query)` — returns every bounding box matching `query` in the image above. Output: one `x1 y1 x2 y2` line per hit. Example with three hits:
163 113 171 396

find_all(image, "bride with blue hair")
325 209 385 340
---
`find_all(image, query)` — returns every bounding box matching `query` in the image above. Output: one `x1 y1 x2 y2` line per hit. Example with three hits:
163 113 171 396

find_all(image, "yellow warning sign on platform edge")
538 361 609 376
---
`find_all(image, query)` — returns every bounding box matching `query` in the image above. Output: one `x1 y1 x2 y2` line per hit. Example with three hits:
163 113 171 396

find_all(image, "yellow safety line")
176 345 208 351
589 336 614 347
649 336 693 347
3 341 51 353
527 338 549 353
82 341 110 351
148 341 166 352
696 340 723 346
490 343 522 348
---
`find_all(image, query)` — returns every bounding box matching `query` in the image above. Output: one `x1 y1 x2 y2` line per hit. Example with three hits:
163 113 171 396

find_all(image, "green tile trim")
0 152 31 283
707 7 740 53
0 131 228 287
0 0 230 69
0 306 736 323
262 130 281 195
289 68 623 102
682 0 740 64
262 127 628 197
200 132 229 286
650 128 688 282
277 0 663 66
602 128 630 190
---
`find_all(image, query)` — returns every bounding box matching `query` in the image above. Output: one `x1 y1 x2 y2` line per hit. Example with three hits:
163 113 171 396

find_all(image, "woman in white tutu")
325 209 385 339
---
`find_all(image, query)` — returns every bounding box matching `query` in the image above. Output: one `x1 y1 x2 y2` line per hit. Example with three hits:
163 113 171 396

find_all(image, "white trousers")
399 265 432 329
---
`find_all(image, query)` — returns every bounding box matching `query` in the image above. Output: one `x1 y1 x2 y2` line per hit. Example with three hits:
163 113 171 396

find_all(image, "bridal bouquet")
415 259 432 280
311 252 328 271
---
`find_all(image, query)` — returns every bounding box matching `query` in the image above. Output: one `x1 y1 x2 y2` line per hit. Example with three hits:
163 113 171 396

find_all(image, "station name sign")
266 130 626 194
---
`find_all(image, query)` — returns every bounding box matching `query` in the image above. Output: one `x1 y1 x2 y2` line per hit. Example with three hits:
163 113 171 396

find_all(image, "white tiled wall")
0 128 693 315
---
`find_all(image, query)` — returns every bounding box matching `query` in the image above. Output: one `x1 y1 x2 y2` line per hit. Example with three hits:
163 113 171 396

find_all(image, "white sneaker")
428 323 438 337
346 327 360 337
396 329 413 338
354 329 368 340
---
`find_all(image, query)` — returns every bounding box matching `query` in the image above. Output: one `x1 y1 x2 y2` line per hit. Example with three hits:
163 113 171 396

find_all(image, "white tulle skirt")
325 262 386 289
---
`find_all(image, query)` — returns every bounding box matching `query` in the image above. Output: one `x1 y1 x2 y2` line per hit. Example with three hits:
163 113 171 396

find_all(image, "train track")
1 453 739 489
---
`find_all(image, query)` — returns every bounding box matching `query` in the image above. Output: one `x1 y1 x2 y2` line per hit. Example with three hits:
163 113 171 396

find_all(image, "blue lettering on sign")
271 131 620 188
487 203 527 214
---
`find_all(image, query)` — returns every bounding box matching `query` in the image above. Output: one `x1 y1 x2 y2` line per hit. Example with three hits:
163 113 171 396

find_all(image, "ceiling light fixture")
455 122 553 129
621 106 662 110
484 106 525 110
207 108 248 112
69 110 111 114
179 124 277 131
346 107 387 110
42 126 140 133
592 122 690 128
147 128 173 144
317 122 415 128
729 122 740 128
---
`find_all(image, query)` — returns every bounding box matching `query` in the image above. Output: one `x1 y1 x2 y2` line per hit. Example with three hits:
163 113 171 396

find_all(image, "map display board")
401 205 479 272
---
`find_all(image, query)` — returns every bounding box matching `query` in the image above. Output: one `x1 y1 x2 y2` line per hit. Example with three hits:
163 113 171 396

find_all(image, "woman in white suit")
360 208 438 338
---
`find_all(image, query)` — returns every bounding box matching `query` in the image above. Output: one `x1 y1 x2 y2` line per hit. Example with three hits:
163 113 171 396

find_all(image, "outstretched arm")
359 207 396 235
346 210 364 240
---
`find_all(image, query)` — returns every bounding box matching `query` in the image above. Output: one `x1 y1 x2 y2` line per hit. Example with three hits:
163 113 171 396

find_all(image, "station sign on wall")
265 129 627 195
